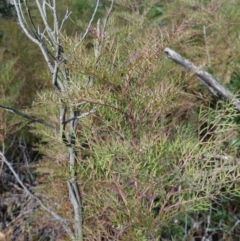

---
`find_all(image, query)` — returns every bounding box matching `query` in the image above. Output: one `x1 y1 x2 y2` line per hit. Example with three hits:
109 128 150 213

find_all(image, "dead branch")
0 104 56 131
163 47 240 111
0 152 75 240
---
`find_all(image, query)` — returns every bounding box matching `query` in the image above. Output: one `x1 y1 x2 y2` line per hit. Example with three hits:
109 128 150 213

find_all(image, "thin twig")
0 104 56 131
60 9 72 31
229 218 240 233
0 152 75 240
74 0 100 50
62 108 96 125
203 26 211 66
102 0 114 42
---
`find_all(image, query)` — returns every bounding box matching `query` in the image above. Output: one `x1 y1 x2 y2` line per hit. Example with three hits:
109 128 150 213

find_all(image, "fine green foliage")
25 0 240 239
2 0 240 240
0 57 25 150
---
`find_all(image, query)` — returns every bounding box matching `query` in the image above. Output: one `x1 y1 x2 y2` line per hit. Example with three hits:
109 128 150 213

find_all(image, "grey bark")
163 47 240 111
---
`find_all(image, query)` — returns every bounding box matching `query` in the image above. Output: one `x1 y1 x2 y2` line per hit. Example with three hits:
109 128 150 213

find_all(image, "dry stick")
74 0 100 50
102 0 114 40
0 152 75 240
62 108 96 125
163 47 240 111
203 26 211 67
0 104 56 131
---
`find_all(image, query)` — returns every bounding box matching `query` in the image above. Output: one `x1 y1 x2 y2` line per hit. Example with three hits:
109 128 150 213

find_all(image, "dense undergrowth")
1 0 240 240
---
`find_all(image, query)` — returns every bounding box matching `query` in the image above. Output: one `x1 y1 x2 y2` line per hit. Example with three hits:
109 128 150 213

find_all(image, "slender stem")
0 104 56 131
74 0 100 50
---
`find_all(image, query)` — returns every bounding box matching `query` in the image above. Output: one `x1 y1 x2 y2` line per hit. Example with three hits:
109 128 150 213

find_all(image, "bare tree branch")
0 104 56 131
62 108 96 125
102 0 114 43
74 0 100 50
163 47 240 111
13 0 67 91
0 152 75 240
